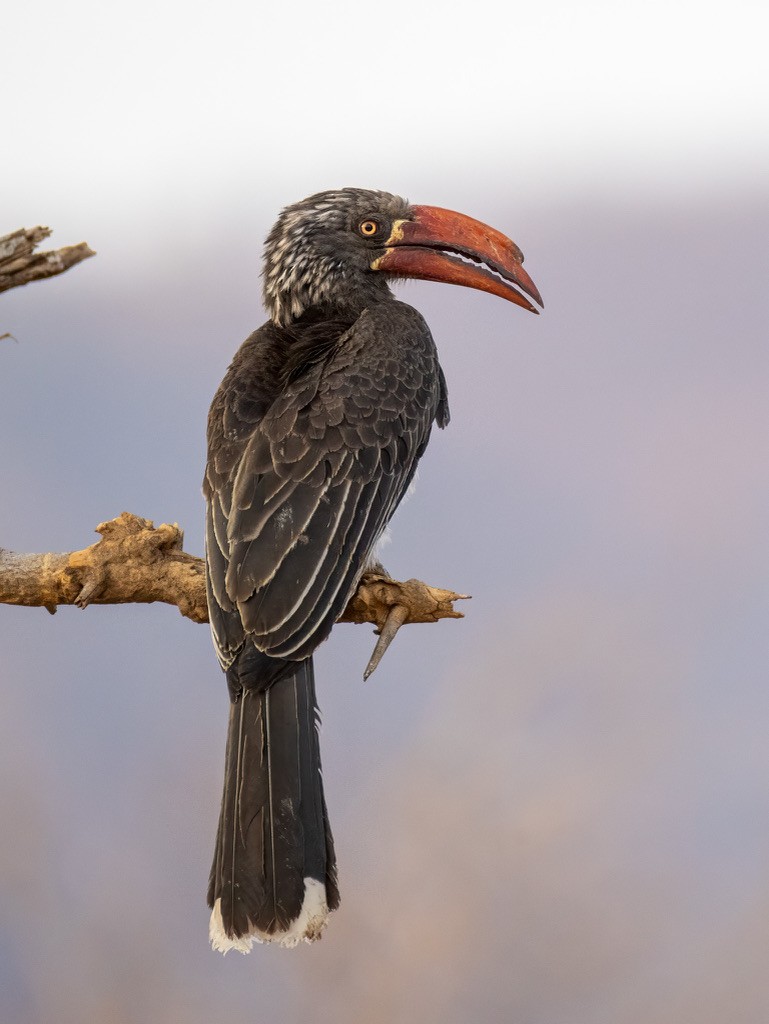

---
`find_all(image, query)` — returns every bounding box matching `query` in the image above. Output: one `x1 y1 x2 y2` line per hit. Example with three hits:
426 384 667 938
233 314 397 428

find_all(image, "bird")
204 187 542 952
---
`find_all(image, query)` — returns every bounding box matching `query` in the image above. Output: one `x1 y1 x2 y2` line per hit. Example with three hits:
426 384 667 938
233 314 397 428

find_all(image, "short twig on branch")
0 513 469 675
338 566 469 678
0 227 95 295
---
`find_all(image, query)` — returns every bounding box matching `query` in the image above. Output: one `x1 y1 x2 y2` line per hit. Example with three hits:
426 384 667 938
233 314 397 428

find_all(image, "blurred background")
2 1 768 1021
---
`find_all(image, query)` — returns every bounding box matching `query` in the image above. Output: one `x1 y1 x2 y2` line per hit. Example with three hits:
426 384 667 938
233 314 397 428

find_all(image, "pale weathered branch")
0 513 207 621
0 514 469 669
0 226 95 295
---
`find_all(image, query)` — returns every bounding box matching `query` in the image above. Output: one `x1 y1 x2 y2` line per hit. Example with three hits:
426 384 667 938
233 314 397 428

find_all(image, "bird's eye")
359 220 380 237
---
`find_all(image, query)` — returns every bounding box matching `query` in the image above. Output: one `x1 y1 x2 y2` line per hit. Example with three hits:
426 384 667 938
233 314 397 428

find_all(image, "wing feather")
252 478 380 655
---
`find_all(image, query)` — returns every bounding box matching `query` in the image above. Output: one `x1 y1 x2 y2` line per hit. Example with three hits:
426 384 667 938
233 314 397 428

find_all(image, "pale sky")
5 0 767 239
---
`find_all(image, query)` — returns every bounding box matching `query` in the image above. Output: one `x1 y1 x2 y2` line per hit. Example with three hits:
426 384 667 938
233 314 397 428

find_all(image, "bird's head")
262 187 542 326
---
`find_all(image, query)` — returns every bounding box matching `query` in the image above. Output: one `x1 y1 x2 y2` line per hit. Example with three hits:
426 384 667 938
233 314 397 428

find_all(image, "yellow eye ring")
359 220 379 236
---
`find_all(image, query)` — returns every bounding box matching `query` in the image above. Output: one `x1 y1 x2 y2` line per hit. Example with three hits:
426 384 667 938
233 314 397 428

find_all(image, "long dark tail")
207 645 339 952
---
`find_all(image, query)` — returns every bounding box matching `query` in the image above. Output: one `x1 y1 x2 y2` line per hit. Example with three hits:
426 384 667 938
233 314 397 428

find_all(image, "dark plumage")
204 187 540 951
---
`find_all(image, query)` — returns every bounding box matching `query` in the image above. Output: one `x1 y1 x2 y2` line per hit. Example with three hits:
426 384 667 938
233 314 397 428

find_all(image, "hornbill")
205 188 541 952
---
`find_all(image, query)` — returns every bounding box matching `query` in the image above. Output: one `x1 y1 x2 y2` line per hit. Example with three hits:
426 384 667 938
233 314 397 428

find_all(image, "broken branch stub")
0 226 95 295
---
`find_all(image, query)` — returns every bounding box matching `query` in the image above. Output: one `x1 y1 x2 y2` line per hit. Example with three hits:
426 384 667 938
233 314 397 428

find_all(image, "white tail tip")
209 878 330 954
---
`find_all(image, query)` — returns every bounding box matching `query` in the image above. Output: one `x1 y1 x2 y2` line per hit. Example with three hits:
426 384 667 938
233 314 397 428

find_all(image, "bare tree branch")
0 514 469 665
0 514 207 620
0 226 95 294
